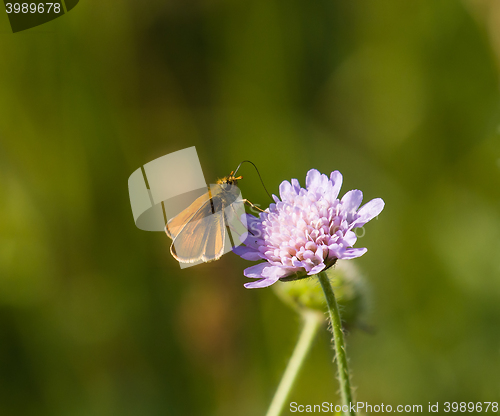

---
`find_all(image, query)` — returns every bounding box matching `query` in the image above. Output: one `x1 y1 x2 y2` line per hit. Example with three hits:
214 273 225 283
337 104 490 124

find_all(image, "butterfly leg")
243 199 265 213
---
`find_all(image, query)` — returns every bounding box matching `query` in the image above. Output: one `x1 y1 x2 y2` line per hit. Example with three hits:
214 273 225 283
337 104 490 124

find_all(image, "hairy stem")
265 311 322 416
317 270 355 416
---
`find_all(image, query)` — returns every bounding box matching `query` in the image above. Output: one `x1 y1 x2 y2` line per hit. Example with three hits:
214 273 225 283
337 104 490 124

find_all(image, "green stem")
265 311 322 416
317 270 355 416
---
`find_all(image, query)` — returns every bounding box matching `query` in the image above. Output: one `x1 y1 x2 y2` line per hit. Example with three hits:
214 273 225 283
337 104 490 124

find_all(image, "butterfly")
165 161 268 265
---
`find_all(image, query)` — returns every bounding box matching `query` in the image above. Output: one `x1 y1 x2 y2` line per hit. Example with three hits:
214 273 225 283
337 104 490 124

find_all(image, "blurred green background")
1 0 500 415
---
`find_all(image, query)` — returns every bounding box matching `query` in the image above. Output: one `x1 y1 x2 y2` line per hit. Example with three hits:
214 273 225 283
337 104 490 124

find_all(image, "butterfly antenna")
233 160 273 202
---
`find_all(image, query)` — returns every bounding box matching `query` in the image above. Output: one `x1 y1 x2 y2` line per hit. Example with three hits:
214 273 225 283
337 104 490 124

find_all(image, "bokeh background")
1 0 500 415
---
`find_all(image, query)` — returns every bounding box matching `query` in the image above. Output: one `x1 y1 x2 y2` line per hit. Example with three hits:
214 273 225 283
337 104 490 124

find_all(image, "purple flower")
233 169 384 289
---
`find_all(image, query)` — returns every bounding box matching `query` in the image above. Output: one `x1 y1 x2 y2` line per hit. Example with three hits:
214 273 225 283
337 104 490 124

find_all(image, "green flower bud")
273 261 369 330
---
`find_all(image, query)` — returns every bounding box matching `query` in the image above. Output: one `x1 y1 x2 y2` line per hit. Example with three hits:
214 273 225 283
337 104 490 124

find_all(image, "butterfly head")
217 172 242 189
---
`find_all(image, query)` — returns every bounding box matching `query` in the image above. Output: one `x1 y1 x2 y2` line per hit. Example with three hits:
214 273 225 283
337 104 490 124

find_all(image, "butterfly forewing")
165 189 214 240
168 182 244 264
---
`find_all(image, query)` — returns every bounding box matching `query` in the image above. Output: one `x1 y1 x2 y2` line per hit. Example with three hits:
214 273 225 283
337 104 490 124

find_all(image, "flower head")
233 169 384 288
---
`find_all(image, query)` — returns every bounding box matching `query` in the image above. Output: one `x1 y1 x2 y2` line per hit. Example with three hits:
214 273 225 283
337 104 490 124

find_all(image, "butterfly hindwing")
200 211 227 262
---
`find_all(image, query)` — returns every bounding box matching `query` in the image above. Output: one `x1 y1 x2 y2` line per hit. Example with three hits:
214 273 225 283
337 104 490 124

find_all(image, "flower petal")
244 276 280 288
330 170 343 199
243 265 291 288
352 198 385 227
343 230 357 246
243 262 268 278
262 265 293 279
238 232 263 249
305 169 322 190
340 247 367 259
279 180 292 199
341 190 363 212
308 263 326 275
232 245 263 260
291 178 301 193
327 243 343 259
244 213 262 228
